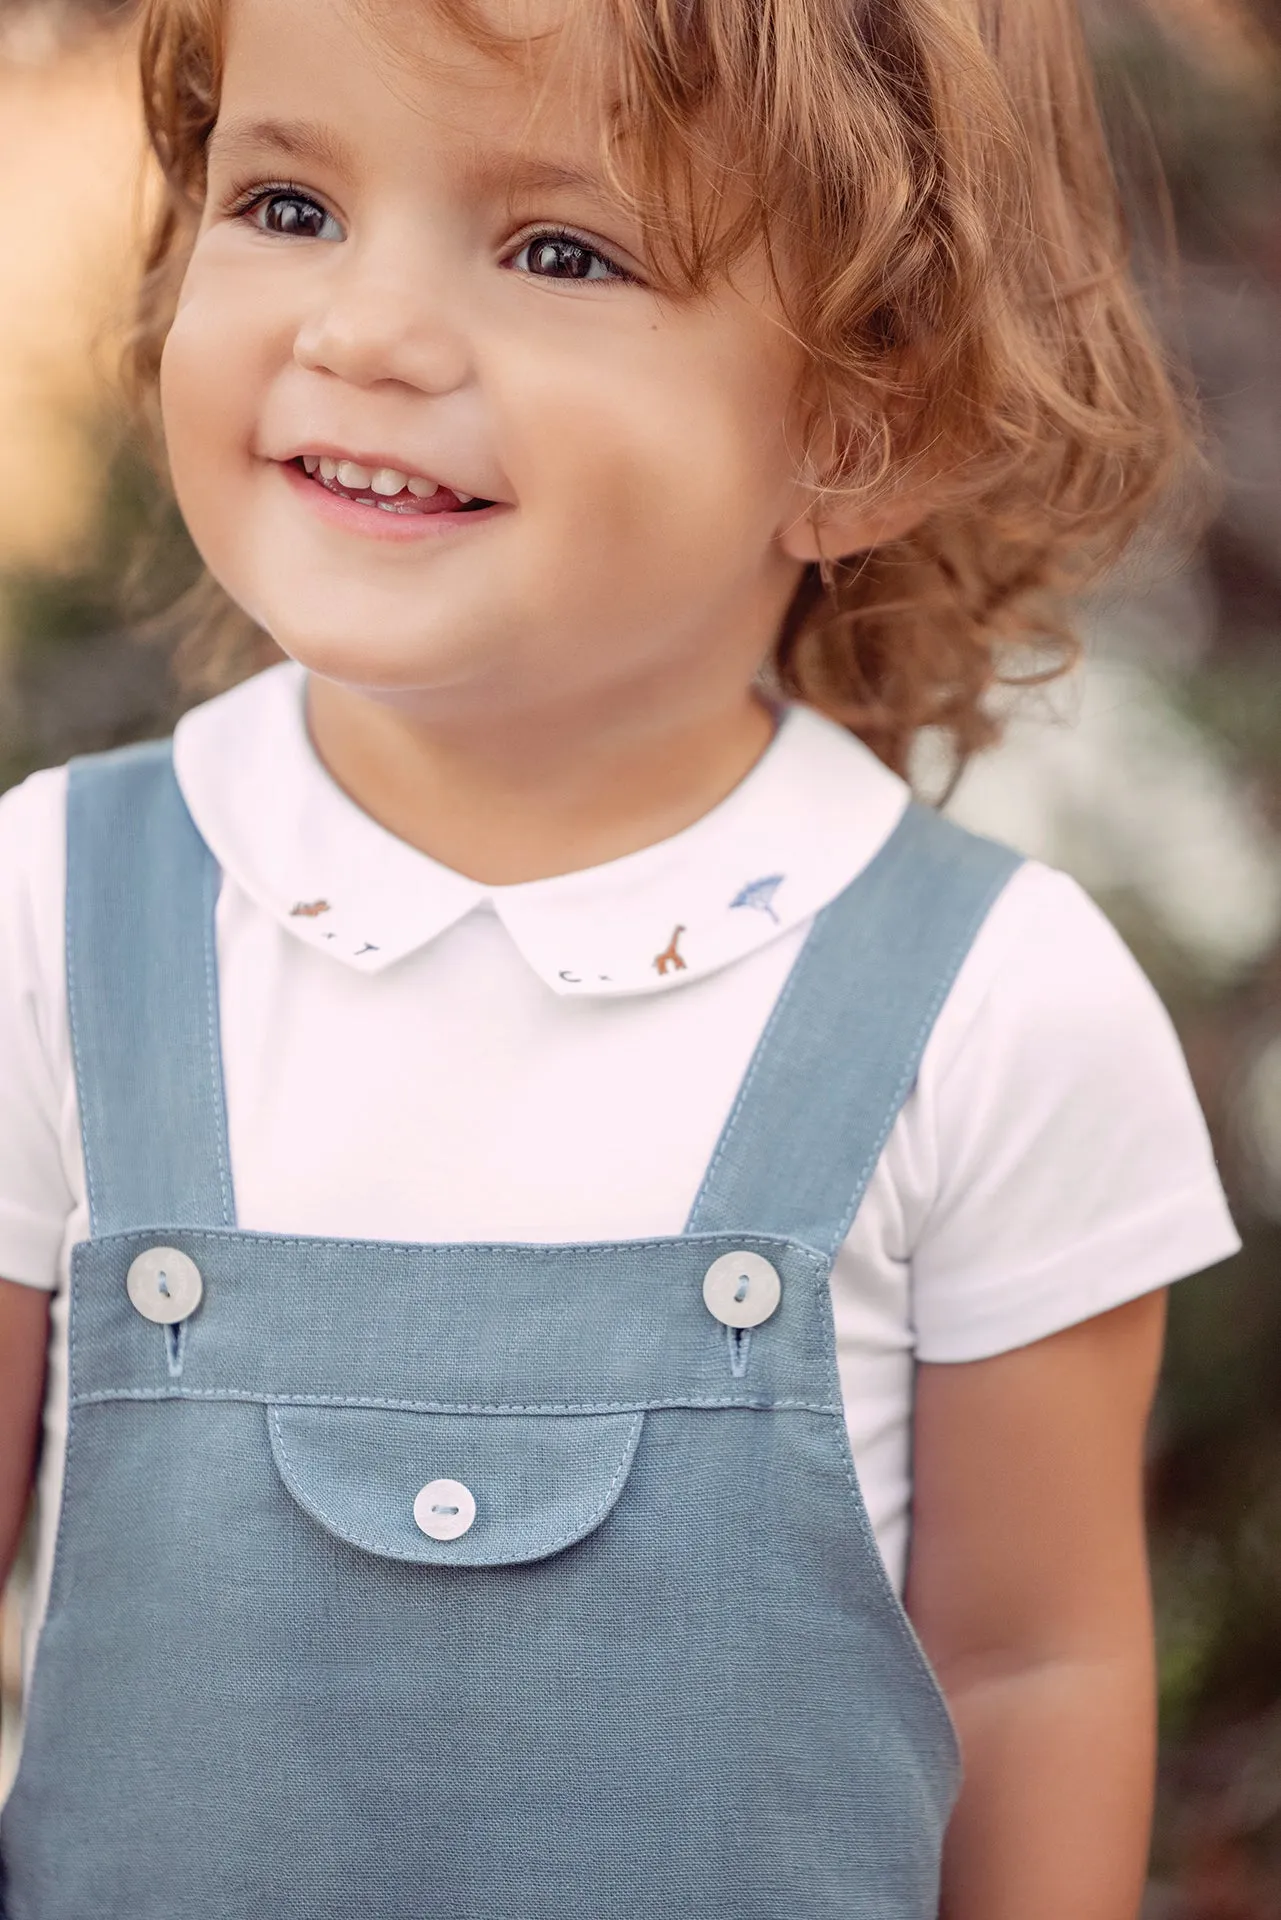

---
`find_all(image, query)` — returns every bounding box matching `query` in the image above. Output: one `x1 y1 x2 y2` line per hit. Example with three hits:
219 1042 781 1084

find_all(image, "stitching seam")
82 1228 823 1262
267 1407 644 1562
684 904 821 1231
72 1388 841 1415
200 851 236 1229
817 854 1020 1260
829 1406 963 1769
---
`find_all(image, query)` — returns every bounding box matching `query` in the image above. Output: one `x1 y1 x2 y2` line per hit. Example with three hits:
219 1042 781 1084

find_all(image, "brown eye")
510 234 622 282
251 193 341 242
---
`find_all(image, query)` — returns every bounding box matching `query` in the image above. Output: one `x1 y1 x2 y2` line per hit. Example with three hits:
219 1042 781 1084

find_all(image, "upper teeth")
301 454 466 502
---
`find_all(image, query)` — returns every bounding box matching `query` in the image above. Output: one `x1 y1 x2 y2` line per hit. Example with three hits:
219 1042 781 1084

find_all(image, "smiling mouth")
291 455 495 516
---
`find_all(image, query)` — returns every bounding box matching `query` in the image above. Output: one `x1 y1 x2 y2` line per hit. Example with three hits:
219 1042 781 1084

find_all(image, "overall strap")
686 802 1022 1259
66 739 236 1236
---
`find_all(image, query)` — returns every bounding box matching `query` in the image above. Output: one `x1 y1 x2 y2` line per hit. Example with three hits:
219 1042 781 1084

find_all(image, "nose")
293 237 472 395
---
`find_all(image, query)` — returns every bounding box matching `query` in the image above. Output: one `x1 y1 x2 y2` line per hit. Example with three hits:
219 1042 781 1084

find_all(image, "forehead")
216 0 604 153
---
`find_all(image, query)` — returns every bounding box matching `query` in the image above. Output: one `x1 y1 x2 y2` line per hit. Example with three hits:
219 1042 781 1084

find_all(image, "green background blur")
0 2 1279 1913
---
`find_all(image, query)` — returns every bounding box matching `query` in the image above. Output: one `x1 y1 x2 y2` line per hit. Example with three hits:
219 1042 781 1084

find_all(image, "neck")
305 672 778 885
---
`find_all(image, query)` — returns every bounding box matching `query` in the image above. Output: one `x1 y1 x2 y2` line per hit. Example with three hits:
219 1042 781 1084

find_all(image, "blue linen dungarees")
1 740 1021 1919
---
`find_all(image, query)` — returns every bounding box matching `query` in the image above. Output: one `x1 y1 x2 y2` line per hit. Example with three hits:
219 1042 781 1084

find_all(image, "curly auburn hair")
128 0 1197 779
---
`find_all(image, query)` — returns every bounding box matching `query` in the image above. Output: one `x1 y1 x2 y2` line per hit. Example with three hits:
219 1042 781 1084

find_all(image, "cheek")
496 335 797 585
159 283 264 572
163 274 259 424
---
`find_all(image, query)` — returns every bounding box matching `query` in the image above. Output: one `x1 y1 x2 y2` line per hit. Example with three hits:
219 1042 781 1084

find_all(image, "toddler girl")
0 0 1240 1915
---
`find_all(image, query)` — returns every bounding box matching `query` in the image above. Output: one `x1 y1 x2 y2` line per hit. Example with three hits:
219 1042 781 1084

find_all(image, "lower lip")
278 460 507 543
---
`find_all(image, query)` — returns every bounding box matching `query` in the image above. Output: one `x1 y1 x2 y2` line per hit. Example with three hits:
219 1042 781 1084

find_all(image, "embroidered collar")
173 661 910 997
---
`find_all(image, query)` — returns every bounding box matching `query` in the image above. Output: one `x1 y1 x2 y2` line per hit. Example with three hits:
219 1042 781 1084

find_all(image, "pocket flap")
267 1404 644 1566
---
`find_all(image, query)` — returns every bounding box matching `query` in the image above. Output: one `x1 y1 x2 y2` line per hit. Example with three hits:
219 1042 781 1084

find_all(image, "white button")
413 1478 476 1541
126 1246 204 1325
702 1251 782 1329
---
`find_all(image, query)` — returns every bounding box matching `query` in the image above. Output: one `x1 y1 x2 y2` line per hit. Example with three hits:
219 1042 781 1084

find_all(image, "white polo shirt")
0 662 1239 1683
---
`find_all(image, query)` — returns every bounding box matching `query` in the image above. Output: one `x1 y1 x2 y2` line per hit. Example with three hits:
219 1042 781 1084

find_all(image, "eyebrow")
474 154 605 200
207 117 358 176
207 116 611 206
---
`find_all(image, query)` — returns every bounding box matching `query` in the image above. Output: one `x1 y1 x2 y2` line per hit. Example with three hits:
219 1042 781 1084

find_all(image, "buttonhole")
164 1320 187 1379
733 1273 750 1304
157 1271 171 1298
433 1503 460 1517
728 1327 752 1380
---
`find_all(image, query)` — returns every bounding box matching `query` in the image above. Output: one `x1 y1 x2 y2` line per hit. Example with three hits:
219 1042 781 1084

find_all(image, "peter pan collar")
173 660 910 997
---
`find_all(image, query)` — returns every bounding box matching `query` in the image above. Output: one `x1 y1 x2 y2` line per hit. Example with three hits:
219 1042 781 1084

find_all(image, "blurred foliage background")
0 0 1279 1913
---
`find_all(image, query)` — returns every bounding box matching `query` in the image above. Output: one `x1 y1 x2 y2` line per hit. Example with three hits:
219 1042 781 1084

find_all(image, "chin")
260 614 512 704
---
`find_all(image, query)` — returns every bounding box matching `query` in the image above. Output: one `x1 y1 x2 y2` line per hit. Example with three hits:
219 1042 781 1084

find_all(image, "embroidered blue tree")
729 875 785 924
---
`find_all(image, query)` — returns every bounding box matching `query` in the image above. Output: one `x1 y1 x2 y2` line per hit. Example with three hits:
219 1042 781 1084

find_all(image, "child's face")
161 0 821 725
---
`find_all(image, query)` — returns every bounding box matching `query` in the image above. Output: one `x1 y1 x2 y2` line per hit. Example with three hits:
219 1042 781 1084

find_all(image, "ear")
778 488 928 564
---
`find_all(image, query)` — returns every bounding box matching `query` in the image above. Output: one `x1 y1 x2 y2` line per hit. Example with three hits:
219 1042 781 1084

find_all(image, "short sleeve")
908 861 1241 1362
0 766 75 1290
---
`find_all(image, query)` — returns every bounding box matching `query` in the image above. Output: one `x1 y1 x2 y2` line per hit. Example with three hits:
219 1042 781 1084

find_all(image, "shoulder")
0 765 73 1107
929 854 1173 1074
0 759 69 841
903 854 1239 1360
0 763 69 968
0 766 82 1290
922 850 1204 1156
0 769 75 1250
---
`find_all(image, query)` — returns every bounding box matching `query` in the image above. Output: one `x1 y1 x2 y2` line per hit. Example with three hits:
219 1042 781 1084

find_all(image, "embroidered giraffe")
290 899 331 918
653 925 687 976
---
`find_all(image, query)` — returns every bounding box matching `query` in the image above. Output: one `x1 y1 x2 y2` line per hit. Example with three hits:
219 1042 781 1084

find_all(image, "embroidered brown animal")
290 900 331 919
653 926 687 976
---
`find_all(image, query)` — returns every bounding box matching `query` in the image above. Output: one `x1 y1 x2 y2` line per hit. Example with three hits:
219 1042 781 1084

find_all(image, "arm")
0 1277 50 1588
905 1291 1167 1920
